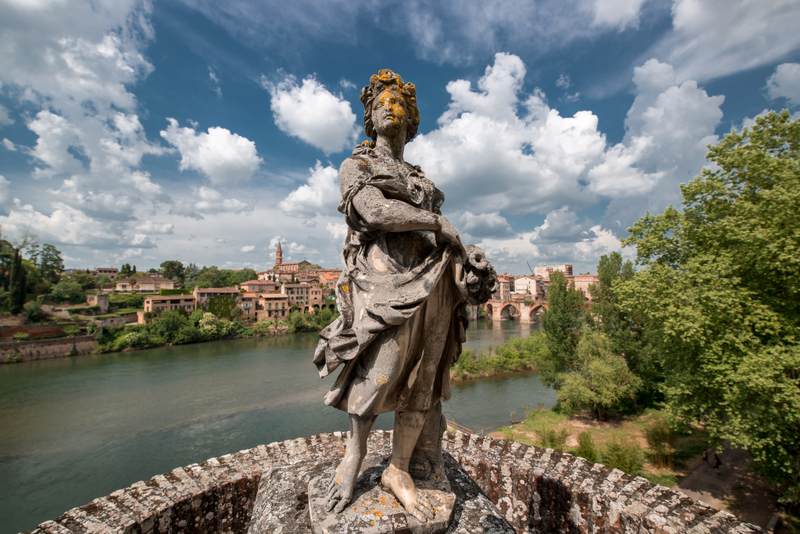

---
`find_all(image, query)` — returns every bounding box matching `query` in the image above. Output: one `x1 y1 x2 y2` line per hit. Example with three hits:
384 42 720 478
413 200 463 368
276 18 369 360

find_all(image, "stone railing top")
29 430 762 534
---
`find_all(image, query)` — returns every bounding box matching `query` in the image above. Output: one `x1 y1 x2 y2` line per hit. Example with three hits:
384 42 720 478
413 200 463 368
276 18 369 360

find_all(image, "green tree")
206 294 241 320
160 260 185 284
540 271 585 383
557 328 641 419
616 110 800 504
9 248 27 313
37 244 63 284
48 278 85 303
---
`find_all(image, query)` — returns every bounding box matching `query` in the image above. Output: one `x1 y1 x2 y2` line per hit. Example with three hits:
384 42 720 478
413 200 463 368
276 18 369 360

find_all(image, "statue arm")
340 158 441 233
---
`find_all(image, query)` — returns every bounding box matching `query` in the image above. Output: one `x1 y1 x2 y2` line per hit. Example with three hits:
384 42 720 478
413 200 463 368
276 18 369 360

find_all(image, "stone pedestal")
307 455 455 534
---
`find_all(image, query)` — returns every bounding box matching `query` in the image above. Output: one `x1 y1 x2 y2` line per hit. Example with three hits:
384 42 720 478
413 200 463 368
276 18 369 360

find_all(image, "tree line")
538 111 799 508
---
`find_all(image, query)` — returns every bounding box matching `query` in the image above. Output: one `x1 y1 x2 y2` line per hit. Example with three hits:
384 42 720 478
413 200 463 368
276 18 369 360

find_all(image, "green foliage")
575 431 599 463
284 308 339 334
450 332 550 380
602 440 644 475
119 263 136 277
23 301 46 322
37 244 63 284
159 260 185 284
62 325 81 337
557 329 641 419
206 295 241 320
645 414 676 467
617 110 800 504
108 293 144 309
48 278 85 303
9 248 27 313
541 272 585 383
187 266 258 288
13 332 30 341
539 427 569 450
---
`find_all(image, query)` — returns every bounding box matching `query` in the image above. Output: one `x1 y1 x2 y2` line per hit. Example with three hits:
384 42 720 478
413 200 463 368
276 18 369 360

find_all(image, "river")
0 319 555 533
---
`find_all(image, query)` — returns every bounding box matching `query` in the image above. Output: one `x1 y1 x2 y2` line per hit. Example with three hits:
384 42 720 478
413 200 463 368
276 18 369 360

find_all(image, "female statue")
314 69 496 521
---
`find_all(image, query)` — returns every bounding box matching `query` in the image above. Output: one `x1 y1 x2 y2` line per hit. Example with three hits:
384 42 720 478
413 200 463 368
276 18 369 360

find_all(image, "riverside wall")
29 430 762 533
0 335 97 364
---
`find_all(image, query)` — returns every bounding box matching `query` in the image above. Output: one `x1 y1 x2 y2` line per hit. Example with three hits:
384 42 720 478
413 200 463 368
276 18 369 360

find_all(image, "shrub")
602 440 644 475
172 324 201 345
62 325 81 337
13 332 30 342
539 428 569 450
645 415 676 467
24 301 47 322
575 431 599 463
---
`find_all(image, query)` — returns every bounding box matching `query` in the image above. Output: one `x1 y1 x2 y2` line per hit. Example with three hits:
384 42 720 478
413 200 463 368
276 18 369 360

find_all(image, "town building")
238 292 261 320
115 276 175 292
572 274 599 301
142 295 196 315
256 294 290 320
493 274 514 301
282 282 311 310
86 293 109 313
239 280 279 293
94 267 118 278
512 276 546 299
533 264 573 281
193 287 240 307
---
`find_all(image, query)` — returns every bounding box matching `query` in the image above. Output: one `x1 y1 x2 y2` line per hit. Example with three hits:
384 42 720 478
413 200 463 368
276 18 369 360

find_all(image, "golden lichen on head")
360 68 420 146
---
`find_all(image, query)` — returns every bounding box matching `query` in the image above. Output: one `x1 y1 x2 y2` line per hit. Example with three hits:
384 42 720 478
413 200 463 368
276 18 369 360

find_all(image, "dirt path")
677 446 778 529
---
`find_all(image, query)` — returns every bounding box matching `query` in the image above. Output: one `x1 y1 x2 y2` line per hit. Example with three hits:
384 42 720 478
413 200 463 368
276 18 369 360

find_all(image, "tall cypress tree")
9 249 27 314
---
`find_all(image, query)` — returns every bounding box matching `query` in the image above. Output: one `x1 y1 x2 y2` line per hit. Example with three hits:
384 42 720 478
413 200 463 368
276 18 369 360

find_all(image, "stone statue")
313 69 496 525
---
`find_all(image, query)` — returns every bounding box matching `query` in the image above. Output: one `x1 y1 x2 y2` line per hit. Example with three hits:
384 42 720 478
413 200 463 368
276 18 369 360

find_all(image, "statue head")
360 69 420 145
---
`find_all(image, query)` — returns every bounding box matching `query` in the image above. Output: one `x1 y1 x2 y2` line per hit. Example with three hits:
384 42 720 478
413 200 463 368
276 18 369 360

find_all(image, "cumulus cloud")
603 58 724 230
0 200 121 247
279 161 339 218
27 110 84 178
0 175 9 215
266 75 358 154
2 138 17 151
457 211 513 238
240 244 256 253
136 220 174 235
653 0 800 82
189 186 249 214
406 53 608 214
766 63 800 106
0 104 13 126
590 0 645 30
160 118 262 184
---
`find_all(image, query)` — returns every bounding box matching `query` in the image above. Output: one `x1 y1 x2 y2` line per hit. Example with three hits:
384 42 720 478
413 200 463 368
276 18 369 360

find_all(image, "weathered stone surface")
307 454 456 534
29 430 762 534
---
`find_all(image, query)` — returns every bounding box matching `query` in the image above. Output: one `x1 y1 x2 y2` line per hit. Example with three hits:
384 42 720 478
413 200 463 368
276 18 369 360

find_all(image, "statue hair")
359 69 420 147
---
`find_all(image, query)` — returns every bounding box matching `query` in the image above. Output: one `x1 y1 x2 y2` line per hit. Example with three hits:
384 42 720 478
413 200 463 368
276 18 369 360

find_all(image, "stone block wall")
29 430 762 533
1 335 97 364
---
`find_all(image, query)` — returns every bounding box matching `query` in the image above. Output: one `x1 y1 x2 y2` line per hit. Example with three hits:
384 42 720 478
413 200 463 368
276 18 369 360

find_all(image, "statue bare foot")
325 449 362 513
381 463 435 522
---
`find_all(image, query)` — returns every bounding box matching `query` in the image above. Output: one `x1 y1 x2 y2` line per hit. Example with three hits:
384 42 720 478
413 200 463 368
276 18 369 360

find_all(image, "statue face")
372 88 408 137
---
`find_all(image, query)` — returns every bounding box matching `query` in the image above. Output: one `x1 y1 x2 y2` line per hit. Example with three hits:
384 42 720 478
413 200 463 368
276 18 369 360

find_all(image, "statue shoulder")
339 155 371 194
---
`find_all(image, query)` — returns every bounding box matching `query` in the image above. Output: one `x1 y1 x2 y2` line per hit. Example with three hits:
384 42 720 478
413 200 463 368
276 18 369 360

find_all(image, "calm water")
0 320 554 533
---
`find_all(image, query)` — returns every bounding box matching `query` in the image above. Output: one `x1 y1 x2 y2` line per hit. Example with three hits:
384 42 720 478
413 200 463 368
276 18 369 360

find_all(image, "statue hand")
437 216 465 255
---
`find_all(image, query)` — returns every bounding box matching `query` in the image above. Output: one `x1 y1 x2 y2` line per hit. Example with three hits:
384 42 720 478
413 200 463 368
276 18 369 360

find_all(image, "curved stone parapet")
29 430 761 533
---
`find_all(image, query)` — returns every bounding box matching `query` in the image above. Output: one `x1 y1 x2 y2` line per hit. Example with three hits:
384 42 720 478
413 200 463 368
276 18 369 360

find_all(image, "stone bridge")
485 297 547 323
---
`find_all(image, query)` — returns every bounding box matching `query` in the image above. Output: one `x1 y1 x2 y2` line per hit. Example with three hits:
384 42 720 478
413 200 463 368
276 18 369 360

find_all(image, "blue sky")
1 0 799 274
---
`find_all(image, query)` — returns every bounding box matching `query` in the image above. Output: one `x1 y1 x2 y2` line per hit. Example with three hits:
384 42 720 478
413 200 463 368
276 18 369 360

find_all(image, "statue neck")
374 134 405 162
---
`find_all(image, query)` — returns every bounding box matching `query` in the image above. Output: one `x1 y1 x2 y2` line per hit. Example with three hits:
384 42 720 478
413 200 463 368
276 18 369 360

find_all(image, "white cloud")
591 0 645 30
406 53 607 215
0 200 120 247
267 75 358 154
136 220 174 235
532 207 589 244
766 63 800 106
457 211 513 238
26 110 84 178
2 138 16 151
240 244 256 253
325 222 347 240
587 136 663 196
160 118 263 185
602 58 724 231
0 175 9 214
0 104 13 126
279 161 339 218
653 0 800 82
188 185 249 215
208 65 222 97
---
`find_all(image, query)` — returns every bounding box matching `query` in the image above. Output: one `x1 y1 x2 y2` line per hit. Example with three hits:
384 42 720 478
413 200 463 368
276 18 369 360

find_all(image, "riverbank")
494 408 782 530
450 331 547 382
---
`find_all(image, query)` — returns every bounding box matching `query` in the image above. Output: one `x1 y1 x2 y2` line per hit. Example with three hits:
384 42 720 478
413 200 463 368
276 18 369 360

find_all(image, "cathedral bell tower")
274 241 283 267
